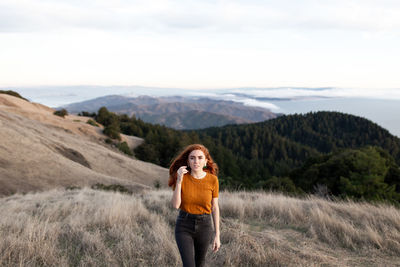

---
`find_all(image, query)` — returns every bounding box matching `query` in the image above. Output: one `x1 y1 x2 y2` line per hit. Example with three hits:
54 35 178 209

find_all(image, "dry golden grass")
1 189 400 266
0 94 168 196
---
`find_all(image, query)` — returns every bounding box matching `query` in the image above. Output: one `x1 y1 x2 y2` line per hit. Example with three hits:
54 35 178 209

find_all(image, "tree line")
88 107 400 204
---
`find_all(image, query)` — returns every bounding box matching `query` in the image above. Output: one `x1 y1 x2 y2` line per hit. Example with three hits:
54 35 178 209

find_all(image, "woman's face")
188 150 207 172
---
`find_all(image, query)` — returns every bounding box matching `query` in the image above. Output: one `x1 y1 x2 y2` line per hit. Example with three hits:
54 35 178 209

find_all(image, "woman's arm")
211 197 220 252
171 183 182 209
171 166 187 209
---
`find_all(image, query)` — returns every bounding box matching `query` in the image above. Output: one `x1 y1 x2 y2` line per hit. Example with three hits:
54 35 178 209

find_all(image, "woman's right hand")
177 166 188 185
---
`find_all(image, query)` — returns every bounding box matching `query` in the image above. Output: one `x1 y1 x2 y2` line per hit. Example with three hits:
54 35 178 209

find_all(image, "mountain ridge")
62 95 280 129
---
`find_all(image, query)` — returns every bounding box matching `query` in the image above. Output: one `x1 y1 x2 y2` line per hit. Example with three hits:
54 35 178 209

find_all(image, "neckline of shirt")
189 172 207 180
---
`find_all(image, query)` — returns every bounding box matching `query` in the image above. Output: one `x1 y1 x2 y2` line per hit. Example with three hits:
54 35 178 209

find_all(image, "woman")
169 144 221 267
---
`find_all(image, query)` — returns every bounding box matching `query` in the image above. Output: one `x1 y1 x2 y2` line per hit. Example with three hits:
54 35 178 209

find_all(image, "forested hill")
192 111 400 191
90 107 400 201
266 111 400 157
197 111 400 165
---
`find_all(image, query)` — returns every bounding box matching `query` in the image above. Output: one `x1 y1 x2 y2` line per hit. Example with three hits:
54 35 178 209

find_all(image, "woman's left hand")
212 235 220 252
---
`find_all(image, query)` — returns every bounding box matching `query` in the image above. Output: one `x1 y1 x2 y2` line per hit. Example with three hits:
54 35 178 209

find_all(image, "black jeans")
175 210 214 267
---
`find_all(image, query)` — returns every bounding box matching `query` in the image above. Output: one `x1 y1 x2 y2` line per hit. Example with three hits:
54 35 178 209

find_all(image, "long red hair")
168 144 218 190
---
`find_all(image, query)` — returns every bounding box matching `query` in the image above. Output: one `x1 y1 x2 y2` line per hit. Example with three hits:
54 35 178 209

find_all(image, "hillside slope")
1 188 399 266
0 94 168 196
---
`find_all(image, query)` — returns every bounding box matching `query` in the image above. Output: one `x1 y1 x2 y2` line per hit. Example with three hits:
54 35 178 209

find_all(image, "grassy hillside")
0 94 167 196
1 188 399 266
0 90 29 101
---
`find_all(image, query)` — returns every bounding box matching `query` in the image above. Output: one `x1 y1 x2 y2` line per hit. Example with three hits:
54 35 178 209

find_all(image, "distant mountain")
139 110 250 129
62 95 280 129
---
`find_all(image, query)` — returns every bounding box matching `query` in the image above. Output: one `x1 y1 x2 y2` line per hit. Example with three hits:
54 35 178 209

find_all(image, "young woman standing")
169 144 220 267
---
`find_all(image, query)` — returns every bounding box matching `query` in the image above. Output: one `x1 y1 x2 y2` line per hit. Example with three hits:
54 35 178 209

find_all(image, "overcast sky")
1 0 400 92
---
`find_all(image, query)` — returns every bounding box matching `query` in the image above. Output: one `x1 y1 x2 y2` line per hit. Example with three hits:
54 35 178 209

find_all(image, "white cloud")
1 0 400 33
231 98 281 110
227 87 400 100
1 0 400 88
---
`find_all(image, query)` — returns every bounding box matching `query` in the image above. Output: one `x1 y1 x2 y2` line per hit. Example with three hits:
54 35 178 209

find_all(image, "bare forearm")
172 167 187 209
212 205 220 236
171 183 182 209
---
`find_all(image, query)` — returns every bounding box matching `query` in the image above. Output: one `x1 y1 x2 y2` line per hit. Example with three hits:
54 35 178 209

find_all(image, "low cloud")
226 87 400 100
232 98 281 111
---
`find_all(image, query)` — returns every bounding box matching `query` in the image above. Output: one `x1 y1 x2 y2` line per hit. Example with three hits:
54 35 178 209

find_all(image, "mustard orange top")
180 172 219 214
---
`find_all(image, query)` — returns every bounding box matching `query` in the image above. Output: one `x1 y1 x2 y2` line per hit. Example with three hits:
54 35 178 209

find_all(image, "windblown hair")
168 144 218 190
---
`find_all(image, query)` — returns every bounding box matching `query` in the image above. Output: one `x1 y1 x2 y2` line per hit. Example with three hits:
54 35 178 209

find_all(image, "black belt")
179 210 211 219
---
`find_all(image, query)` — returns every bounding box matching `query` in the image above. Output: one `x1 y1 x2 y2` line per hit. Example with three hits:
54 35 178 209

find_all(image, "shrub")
54 109 68 118
65 185 81 190
154 180 161 189
117 142 133 156
86 119 99 127
0 90 29 101
78 111 96 117
91 183 132 194
103 124 121 140
96 107 120 127
257 176 302 195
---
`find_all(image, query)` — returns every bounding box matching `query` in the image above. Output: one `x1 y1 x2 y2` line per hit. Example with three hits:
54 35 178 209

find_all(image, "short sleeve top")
179 172 219 214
